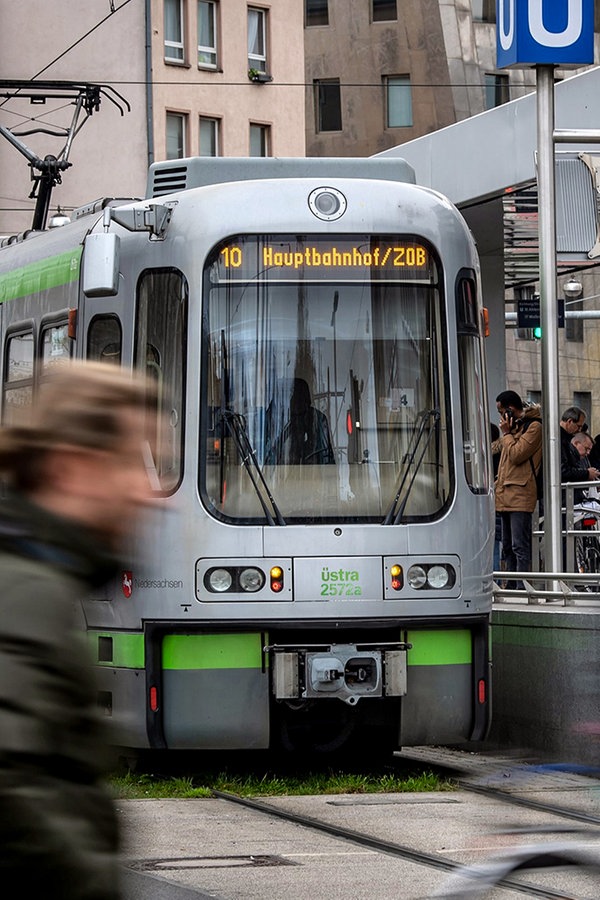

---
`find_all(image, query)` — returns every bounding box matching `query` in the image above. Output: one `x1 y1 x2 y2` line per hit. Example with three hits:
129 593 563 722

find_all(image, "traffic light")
533 325 542 339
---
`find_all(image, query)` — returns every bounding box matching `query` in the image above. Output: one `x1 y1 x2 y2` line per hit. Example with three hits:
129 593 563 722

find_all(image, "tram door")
80 266 186 494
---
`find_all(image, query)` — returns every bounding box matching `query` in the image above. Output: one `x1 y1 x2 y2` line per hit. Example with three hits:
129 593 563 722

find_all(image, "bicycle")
573 501 600 591
432 764 600 898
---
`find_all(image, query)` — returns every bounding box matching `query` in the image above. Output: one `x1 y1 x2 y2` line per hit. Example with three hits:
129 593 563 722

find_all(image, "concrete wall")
490 607 600 765
305 0 456 158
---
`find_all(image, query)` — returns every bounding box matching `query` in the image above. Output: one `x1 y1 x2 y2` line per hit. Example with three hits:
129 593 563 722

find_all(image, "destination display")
210 235 437 282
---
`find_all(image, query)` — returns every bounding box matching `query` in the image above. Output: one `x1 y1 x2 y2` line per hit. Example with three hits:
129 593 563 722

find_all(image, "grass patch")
111 768 454 800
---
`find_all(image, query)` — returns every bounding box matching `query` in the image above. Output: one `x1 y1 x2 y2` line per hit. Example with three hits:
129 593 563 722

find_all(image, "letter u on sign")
496 0 594 68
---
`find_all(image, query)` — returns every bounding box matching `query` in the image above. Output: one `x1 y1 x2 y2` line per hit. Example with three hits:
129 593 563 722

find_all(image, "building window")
372 0 397 21
164 0 185 62
472 0 495 22
198 1 217 68
199 116 220 156
485 73 509 109
315 79 342 132
166 112 187 159
527 390 542 407
249 123 270 157
248 7 267 74
574 391 592 419
305 0 328 26
386 76 412 127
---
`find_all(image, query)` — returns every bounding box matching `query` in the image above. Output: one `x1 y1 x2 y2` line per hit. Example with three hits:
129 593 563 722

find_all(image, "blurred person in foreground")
0 362 154 900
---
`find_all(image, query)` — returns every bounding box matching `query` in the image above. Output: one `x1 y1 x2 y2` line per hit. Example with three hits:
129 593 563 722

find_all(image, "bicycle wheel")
432 844 600 898
577 534 600 592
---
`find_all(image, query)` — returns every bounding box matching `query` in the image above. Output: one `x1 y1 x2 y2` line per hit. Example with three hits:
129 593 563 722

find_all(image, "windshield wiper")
382 408 440 525
220 410 286 526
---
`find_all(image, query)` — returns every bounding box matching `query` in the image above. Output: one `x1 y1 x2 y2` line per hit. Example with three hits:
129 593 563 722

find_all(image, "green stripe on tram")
89 629 469 670
0 247 82 303
162 633 265 670
89 632 145 668
406 629 472 666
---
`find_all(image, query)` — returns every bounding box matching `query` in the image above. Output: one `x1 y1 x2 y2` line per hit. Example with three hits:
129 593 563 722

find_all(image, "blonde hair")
0 362 152 492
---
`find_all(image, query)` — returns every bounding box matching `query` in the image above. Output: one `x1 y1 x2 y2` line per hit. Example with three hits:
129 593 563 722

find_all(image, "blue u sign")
496 0 594 68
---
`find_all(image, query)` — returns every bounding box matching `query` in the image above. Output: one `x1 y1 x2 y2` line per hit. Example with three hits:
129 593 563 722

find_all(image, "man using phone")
495 390 543 588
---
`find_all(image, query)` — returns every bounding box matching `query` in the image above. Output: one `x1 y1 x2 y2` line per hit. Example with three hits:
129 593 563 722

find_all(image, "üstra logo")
499 0 583 51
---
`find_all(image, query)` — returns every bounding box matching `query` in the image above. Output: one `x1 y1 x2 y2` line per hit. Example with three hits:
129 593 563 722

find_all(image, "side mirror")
82 232 120 297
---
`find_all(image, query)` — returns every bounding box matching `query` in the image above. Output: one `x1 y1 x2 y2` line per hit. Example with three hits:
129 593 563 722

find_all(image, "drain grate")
129 854 299 871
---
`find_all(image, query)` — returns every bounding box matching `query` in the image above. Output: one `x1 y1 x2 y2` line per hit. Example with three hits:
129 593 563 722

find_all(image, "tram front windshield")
202 234 452 524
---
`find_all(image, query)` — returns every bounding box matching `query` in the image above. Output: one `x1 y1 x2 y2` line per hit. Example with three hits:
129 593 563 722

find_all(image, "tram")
0 157 493 754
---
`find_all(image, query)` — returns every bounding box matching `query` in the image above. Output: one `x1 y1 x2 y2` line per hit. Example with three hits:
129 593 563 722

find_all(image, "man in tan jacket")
495 390 543 588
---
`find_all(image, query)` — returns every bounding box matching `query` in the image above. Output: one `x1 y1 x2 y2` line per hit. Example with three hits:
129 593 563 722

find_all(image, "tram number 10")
221 246 243 268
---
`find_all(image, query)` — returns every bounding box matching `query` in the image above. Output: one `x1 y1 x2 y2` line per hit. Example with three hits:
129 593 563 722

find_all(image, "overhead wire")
30 0 134 80
0 0 133 110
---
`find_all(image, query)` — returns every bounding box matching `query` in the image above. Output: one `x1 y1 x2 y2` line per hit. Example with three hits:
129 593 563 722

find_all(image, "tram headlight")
239 567 265 592
407 565 427 589
405 563 456 591
208 568 233 592
427 565 449 589
308 187 347 221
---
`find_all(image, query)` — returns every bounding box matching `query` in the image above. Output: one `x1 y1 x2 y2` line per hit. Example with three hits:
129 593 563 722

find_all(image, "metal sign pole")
536 65 562 573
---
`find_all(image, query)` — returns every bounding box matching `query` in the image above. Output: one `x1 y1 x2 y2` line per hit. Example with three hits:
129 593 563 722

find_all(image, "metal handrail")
499 480 600 605
493 571 600 606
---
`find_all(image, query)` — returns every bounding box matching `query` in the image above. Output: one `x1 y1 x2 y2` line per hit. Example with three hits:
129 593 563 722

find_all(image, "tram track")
392 750 600 828
211 759 600 900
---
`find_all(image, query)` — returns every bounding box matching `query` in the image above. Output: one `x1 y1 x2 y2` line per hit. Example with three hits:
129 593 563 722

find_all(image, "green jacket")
0 493 121 899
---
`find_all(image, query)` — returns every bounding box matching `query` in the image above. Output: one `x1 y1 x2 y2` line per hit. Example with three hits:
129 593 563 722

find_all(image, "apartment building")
0 1 305 236
304 0 540 157
303 1 600 427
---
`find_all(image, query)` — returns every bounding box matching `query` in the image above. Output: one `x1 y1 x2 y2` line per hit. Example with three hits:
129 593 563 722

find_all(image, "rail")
494 480 600 606
493 573 600 605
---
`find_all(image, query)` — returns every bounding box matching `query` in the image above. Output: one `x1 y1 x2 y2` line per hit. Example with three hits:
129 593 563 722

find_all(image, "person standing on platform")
587 433 600 470
495 390 543 588
490 422 503 572
571 431 600 505
0 362 155 900
560 407 600 485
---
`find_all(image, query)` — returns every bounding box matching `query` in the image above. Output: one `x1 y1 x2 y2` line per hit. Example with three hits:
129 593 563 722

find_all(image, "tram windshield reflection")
202 234 453 524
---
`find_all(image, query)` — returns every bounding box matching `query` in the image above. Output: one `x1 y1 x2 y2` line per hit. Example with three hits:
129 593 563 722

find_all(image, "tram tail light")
478 678 486 704
149 685 159 712
482 307 490 337
390 564 403 591
68 308 77 339
270 566 284 592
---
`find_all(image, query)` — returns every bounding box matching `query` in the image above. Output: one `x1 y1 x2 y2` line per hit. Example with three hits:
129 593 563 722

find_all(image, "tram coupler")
265 641 410 705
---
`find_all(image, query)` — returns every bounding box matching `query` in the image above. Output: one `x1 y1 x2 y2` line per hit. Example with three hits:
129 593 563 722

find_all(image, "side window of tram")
456 274 489 494
87 315 122 364
41 323 70 372
3 330 34 424
37 321 72 399
135 270 187 492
